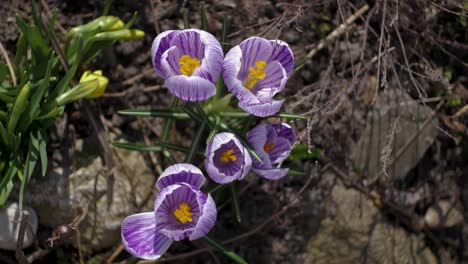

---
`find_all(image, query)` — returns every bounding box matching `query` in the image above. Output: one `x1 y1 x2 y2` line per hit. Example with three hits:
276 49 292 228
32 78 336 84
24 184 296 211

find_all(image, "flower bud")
91 29 145 42
79 70 109 98
55 70 109 106
69 16 124 37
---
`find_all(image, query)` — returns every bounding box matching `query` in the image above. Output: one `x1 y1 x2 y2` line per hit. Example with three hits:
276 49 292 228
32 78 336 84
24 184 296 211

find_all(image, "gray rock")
26 136 155 253
304 185 437 264
0 202 38 250
352 89 438 181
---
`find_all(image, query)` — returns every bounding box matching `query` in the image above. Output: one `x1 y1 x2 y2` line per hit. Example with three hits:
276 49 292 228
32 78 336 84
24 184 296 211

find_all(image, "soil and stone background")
0 0 467 263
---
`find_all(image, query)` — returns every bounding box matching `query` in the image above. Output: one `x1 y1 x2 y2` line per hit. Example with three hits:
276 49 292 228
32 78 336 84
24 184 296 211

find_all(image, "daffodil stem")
202 236 248 264
230 183 241 223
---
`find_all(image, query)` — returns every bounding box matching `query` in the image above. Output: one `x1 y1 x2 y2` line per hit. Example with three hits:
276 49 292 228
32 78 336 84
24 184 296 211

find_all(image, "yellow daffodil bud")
56 70 109 106
69 16 124 37
91 29 145 42
79 70 109 98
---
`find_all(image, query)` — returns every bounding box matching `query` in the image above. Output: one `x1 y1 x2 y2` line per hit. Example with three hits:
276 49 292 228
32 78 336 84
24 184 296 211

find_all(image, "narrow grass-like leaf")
0 64 8 83
123 12 138 29
185 121 206 163
182 106 203 123
182 9 190 29
0 180 13 207
230 184 241 223
46 9 59 44
8 82 30 133
202 236 247 264
220 13 228 53
200 2 208 31
118 108 190 119
14 33 27 68
206 116 220 143
112 141 163 152
37 130 48 176
219 111 306 120
207 184 226 194
288 169 305 176
103 0 112 16
287 144 321 161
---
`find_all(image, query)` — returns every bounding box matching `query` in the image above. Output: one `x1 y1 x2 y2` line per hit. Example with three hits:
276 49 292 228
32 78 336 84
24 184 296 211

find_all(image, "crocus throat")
179 55 201 76
244 60 267 89
220 149 237 163
263 143 275 153
174 202 193 223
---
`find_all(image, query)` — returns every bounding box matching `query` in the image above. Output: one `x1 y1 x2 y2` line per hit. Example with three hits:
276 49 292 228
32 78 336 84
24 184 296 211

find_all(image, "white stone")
0 202 38 250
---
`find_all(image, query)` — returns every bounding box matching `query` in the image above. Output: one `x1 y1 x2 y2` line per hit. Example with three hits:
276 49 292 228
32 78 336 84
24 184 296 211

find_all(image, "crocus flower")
205 132 252 184
121 164 217 260
223 37 294 117
151 29 223 101
247 123 296 180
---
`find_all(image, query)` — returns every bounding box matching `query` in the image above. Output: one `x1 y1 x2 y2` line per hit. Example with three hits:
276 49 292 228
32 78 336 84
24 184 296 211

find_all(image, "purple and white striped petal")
268 40 294 75
153 183 214 241
151 30 180 79
189 194 217 240
252 61 288 99
156 163 206 190
121 212 173 260
239 99 284 117
151 29 223 102
272 123 296 145
253 167 289 180
267 137 292 164
205 133 252 184
165 75 216 101
193 30 223 82
237 37 274 81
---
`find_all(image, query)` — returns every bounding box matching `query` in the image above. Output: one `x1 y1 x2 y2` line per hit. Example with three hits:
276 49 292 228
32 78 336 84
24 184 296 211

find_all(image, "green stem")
207 184 226 194
184 121 206 163
161 98 179 164
202 236 248 264
230 183 241 223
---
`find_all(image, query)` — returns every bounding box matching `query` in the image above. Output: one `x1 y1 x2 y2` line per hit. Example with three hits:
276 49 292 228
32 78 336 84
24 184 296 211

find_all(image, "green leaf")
184 121 206 163
24 131 40 184
230 184 241 223
0 180 14 207
0 64 8 83
220 13 228 53
8 82 30 134
288 169 305 176
38 130 48 176
182 9 190 29
118 108 190 119
102 0 112 16
16 15 49 60
200 2 208 31
202 236 247 264
111 141 192 154
287 144 321 161
14 33 27 68
46 9 59 44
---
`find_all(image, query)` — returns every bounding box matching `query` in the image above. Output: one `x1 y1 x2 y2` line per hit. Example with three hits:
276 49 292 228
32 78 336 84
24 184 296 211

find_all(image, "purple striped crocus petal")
268 40 294 75
251 61 287 101
253 167 289 180
272 123 296 145
160 46 183 78
239 99 284 117
237 37 274 81
170 30 205 60
223 46 259 103
121 212 173 260
268 137 292 164
205 133 252 184
156 163 206 190
151 30 180 79
189 194 217 240
165 75 216 101
192 30 223 83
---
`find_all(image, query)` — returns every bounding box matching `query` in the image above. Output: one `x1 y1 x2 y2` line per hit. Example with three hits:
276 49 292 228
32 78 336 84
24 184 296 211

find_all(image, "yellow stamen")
263 143 275 153
179 55 201 76
219 149 237 163
174 202 193 223
244 60 267 89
